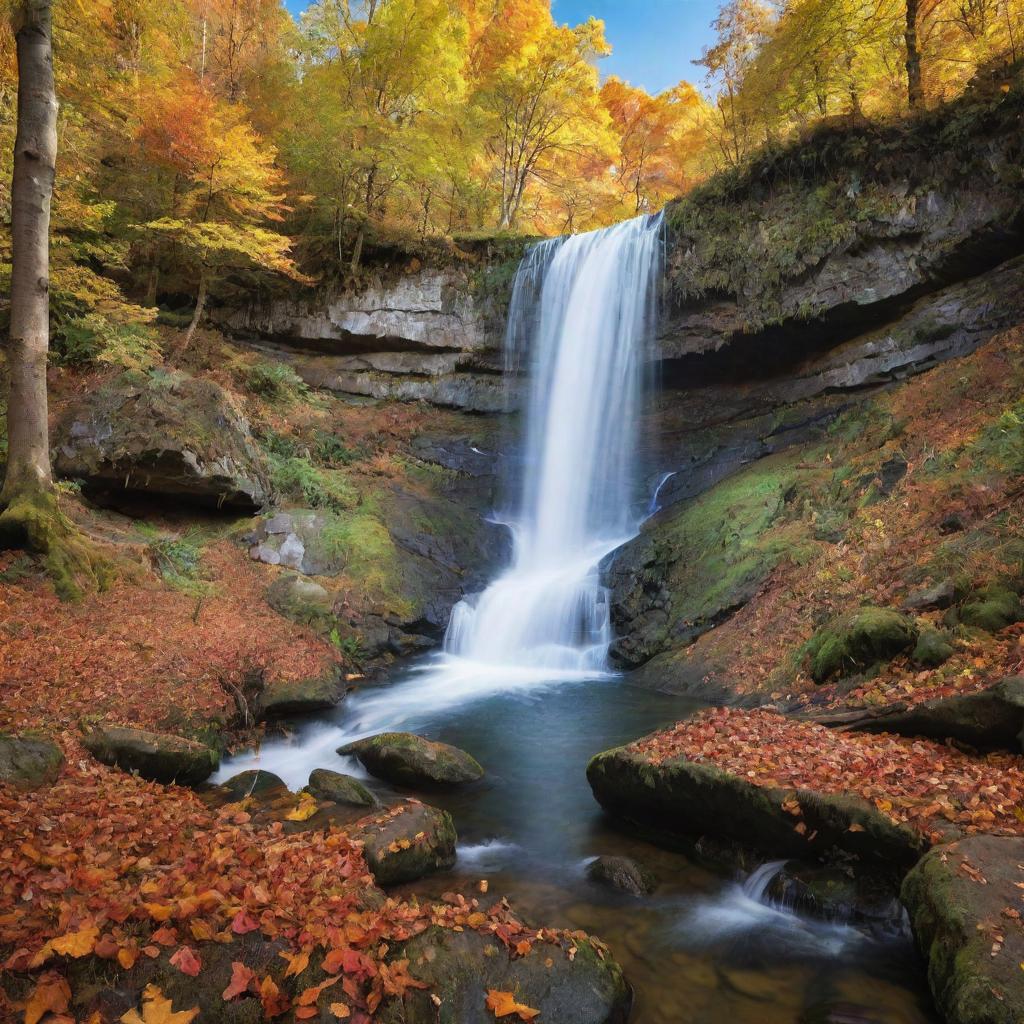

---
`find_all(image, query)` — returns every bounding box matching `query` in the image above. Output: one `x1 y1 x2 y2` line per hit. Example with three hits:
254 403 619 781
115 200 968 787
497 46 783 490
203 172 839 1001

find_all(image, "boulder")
260 667 345 718
902 835 1024 1024
587 744 926 868
806 607 918 682
348 800 457 885
339 732 484 788
855 676 1024 752
54 372 269 512
0 734 64 789
82 724 218 785
248 510 344 576
265 573 334 625
903 579 957 612
764 862 903 926
306 768 376 808
957 584 1024 633
219 769 287 800
586 855 657 896
396 926 631 1024
911 627 955 668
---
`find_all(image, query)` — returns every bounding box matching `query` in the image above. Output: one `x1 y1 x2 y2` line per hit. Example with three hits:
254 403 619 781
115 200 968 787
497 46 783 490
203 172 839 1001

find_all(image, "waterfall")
443 212 664 677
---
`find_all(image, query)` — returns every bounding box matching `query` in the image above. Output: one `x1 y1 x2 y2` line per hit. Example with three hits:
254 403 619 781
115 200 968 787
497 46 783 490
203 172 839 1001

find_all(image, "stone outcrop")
54 372 270 512
305 768 377 808
902 835 1024 1024
348 800 457 885
587 743 927 868
82 724 219 786
259 667 346 718
218 265 512 412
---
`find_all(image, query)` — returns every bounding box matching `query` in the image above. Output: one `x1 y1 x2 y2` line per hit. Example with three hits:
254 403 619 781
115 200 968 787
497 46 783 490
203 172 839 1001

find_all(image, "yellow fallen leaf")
120 984 199 1024
286 794 319 822
51 924 99 958
329 1003 351 1019
280 949 311 978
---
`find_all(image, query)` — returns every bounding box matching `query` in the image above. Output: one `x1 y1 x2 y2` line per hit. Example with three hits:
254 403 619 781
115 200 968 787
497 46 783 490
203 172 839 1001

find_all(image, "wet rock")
82 724 218 786
958 584 1023 633
219 769 287 800
911 627 955 668
348 800 456 885
587 744 926 868
765 862 902 926
339 732 484 788
855 676 1024 752
395 926 630 1024
306 768 376 808
586 855 657 896
807 607 918 683
0 734 64 789
54 371 269 512
903 579 957 612
259 667 345 718
902 834 1024 1024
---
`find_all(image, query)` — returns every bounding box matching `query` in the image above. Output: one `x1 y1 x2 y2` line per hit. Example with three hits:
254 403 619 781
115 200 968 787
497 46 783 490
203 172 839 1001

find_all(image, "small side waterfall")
444 212 664 677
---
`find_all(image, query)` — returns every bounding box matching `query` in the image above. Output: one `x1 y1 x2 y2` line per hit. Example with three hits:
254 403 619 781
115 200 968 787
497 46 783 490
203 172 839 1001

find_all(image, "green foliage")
53 313 162 372
267 454 358 513
136 524 212 597
239 361 310 404
312 430 368 467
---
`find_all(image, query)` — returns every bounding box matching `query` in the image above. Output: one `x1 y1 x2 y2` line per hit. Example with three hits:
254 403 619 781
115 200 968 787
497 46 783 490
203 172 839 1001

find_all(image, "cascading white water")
444 212 664 676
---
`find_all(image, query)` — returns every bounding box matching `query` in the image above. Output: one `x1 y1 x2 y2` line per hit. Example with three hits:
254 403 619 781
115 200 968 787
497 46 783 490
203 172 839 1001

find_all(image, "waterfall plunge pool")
216 663 936 1024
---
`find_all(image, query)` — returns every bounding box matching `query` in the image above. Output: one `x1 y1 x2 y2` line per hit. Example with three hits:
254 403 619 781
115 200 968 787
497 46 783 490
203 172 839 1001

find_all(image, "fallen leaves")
222 962 257 1000
25 972 71 1024
486 989 541 1020
169 945 202 977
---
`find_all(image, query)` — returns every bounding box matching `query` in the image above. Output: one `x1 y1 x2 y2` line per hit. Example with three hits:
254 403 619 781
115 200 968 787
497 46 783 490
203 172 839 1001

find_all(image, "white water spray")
444 212 664 676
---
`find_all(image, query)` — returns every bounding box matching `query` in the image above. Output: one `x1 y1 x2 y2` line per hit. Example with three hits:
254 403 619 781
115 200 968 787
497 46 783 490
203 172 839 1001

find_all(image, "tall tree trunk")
905 0 924 109
0 0 105 597
174 269 207 359
1 0 58 509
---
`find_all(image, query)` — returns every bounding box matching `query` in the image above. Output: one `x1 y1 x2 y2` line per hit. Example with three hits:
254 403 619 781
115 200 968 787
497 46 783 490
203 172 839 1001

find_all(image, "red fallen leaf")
223 961 257 1000
170 945 202 977
231 910 260 934
322 947 377 979
152 925 178 946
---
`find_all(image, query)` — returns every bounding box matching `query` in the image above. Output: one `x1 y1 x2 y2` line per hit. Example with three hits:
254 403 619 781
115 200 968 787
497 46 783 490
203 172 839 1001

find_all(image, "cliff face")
219 255 519 413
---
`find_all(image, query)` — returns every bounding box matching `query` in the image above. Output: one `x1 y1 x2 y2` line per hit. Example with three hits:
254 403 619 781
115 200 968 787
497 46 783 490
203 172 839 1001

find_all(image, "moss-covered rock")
902 834 1024 1024
265 573 334 626
82 724 218 785
0 734 64 789
393 926 630 1024
348 800 456 885
856 676 1024 752
911 627 955 668
339 732 484 788
806 607 918 682
53 371 270 512
765 862 903 926
586 855 657 896
306 767 376 808
219 769 287 800
587 744 926 868
958 584 1023 633
259 667 345 719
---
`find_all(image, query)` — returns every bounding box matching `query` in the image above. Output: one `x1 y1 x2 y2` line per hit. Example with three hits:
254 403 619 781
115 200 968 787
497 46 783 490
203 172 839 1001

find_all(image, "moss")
266 454 358 512
806 606 918 682
912 627 955 668
959 584 1023 633
0 486 112 600
237 360 310 404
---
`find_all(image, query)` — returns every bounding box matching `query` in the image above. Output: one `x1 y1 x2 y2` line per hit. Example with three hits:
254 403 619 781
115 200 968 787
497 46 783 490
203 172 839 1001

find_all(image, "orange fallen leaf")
120 983 199 1024
485 988 540 1021
25 971 71 1024
329 1004 351 1019
223 961 257 1000
51 924 99 958
280 949 310 978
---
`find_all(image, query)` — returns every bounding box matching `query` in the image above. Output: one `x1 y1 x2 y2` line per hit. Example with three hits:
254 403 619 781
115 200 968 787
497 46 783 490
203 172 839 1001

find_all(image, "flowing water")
218 214 936 1022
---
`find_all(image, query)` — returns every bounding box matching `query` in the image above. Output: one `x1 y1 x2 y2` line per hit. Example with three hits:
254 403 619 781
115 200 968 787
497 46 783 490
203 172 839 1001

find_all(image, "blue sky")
281 0 719 95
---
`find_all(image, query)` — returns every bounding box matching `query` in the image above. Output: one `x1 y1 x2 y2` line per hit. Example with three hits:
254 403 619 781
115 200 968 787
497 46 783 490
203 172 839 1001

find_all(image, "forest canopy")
0 0 1020 367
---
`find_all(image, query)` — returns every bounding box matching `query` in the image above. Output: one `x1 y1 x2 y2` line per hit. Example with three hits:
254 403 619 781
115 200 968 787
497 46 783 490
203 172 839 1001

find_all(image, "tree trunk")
905 0 924 110
175 269 207 359
1 0 58 509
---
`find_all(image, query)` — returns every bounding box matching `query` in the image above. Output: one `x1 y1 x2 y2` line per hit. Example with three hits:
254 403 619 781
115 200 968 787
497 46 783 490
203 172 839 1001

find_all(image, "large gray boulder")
339 732 484 788
903 835 1024 1024
259 667 346 718
82 724 218 785
0 734 64 789
54 372 269 511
